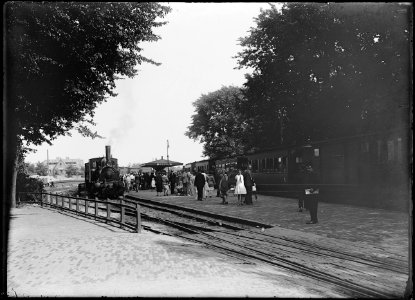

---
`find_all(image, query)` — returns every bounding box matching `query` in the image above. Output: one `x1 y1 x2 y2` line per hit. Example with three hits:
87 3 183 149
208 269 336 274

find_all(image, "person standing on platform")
214 171 222 197
140 173 145 190
182 171 189 196
143 173 149 190
234 169 247 205
169 171 176 195
155 172 163 196
129 173 135 191
189 171 195 197
125 173 132 192
202 172 209 200
219 172 229 205
149 173 155 190
134 173 140 191
303 165 320 224
243 166 254 205
204 172 215 199
162 172 169 196
194 170 206 201
298 166 306 212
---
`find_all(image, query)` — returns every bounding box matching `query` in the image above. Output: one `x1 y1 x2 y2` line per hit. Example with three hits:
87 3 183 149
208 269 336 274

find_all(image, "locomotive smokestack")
105 145 111 162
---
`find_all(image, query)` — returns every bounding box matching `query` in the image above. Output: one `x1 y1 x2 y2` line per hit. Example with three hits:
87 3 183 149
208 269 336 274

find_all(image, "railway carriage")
186 127 409 210
194 159 215 174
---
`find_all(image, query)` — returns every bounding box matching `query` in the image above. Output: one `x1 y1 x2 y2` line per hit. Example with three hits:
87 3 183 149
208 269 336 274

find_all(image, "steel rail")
219 229 407 274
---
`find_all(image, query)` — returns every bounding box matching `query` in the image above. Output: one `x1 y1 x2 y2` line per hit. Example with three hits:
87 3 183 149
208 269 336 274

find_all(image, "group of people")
194 167 256 205
120 172 157 192
150 168 256 204
154 170 196 197
123 164 319 224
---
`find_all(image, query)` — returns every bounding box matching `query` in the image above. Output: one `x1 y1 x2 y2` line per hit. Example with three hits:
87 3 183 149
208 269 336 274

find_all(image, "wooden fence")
17 192 141 233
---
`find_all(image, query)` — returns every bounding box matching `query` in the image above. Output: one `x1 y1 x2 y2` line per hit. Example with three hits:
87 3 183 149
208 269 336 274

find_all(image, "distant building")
119 166 154 175
43 157 84 176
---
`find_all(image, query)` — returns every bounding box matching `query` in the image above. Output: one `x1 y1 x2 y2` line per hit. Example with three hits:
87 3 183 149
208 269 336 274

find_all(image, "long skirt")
234 183 247 195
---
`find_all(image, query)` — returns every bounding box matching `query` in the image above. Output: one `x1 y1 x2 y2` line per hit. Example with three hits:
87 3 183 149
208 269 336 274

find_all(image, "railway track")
119 195 407 299
48 194 405 298
124 195 406 271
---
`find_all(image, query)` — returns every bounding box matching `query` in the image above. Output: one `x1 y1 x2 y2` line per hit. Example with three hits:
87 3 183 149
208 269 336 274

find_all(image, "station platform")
127 189 411 261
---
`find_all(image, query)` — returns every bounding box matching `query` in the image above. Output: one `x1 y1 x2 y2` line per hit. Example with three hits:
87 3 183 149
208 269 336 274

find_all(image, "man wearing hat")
303 164 320 224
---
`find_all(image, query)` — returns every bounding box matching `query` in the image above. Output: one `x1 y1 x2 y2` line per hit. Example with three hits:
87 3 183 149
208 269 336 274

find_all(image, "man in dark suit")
243 166 254 205
303 165 320 224
169 171 176 195
194 170 206 201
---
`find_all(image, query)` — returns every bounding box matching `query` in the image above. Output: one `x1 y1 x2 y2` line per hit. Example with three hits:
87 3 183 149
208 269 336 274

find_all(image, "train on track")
79 146 125 199
184 127 410 210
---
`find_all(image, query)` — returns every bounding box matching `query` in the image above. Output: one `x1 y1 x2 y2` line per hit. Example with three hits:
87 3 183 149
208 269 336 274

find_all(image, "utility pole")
167 139 170 174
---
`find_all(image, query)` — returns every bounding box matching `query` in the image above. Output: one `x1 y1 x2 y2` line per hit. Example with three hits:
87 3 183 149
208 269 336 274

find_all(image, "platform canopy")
140 157 183 172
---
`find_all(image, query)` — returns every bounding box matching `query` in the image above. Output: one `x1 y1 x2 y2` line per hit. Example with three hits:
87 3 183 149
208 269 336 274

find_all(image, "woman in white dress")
190 172 197 200
202 172 209 200
234 169 247 205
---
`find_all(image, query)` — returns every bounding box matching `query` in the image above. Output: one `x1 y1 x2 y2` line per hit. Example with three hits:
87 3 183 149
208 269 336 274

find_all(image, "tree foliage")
65 164 79 177
25 163 36 175
186 86 250 159
35 162 49 176
236 3 410 149
4 2 171 209
16 173 44 197
6 2 170 147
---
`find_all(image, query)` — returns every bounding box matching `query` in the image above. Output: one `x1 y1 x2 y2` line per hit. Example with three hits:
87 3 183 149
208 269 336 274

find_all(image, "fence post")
85 198 89 215
136 204 141 233
17 193 21 208
76 197 79 215
106 198 111 222
69 196 72 211
95 197 98 220
120 198 125 229
40 192 43 207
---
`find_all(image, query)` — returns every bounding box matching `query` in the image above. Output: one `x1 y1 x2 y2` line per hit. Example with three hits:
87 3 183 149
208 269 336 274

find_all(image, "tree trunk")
5 137 19 209
11 153 18 208
2 122 18 295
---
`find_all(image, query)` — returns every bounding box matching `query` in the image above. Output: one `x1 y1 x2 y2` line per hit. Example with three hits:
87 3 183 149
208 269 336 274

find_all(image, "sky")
24 2 279 167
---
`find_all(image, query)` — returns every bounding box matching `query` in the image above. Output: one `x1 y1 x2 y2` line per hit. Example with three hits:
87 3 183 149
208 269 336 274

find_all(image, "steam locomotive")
80 146 125 199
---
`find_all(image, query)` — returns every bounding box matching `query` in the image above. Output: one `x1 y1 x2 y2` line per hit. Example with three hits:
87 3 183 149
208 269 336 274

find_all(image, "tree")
65 164 79 178
5 2 171 208
236 3 410 150
186 86 251 159
35 162 49 176
26 163 36 175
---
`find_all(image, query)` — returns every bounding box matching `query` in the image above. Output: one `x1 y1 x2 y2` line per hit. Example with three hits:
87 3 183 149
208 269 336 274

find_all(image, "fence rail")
18 192 141 233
